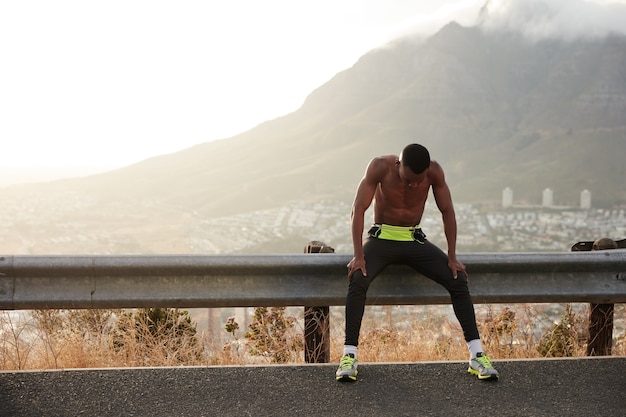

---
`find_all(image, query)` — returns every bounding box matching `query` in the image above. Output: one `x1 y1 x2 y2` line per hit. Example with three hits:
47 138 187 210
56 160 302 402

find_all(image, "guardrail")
1 252 625 309
1 251 625 361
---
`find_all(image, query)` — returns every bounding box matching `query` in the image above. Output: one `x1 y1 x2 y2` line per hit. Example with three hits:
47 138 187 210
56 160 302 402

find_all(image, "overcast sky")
1 0 625 183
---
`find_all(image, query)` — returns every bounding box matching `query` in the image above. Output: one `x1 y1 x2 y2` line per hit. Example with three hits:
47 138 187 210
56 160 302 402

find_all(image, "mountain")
3 22 626 221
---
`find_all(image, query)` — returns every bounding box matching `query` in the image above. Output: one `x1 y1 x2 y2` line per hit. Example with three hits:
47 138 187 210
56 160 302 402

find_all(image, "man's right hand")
347 255 367 280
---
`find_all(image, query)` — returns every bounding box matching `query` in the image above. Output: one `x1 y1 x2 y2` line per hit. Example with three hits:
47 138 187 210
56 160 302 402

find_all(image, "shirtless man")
336 143 498 381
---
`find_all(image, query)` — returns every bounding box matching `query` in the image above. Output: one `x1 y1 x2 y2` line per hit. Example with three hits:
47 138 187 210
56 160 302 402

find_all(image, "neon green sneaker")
468 353 499 380
335 354 358 381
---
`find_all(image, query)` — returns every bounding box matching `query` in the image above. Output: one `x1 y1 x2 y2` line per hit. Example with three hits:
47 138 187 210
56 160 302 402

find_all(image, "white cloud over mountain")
477 0 626 40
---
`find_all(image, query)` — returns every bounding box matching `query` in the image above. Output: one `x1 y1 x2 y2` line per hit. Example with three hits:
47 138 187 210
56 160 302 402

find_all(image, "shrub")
537 304 586 357
112 308 203 366
244 307 303 363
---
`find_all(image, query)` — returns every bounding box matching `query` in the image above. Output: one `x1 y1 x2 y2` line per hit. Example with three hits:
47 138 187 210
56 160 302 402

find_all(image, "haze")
1 0 625 186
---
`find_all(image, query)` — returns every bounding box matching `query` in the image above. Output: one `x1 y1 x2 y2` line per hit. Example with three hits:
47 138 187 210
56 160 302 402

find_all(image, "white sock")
343 345 358 358
467 339 483 358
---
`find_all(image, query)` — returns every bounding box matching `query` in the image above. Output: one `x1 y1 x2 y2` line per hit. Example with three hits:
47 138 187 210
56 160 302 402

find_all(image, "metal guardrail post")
303 241 333 364
572 237 624 356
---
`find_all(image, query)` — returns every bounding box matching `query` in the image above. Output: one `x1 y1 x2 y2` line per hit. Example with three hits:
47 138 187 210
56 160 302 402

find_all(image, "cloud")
477 0 626 40
382 0 484 41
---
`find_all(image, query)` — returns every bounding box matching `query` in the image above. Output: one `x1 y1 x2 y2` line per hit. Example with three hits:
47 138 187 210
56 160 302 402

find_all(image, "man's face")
398 162 427 189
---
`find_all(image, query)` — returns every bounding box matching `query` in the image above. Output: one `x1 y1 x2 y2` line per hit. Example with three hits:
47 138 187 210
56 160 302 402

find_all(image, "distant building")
502 187 513 208
542 188 553 207
581 189 591 209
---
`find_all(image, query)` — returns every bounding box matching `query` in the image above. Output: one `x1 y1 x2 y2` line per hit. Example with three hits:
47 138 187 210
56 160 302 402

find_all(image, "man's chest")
376 181 430 208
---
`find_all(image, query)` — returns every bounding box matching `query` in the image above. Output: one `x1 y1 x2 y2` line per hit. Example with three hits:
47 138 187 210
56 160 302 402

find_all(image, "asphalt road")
1 357 624 417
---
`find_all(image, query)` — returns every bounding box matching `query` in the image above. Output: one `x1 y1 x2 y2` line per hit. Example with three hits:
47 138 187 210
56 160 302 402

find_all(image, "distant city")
1 190 624 255
501 187 592 210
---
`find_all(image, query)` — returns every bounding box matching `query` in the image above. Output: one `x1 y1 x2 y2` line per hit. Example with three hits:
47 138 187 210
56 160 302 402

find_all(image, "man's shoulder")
371 155 397 173
427 160 443 174
364 155 396 182
371 154 397 166
426 160 447 185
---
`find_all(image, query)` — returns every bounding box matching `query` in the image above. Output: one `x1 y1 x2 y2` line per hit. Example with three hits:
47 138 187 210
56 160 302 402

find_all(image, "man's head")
399 144 430 174
397 144 430 189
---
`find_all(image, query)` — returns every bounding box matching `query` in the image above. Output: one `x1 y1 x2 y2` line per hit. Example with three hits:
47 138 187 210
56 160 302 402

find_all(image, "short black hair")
400 144 430 174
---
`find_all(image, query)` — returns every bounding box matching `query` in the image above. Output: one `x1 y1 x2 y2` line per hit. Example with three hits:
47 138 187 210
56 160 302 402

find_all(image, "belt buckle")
368 224 382 238
412 227 426 244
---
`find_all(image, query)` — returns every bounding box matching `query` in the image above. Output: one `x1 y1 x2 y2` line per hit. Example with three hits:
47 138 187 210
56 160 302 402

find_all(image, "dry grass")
1 303 624 370
332 303 626 362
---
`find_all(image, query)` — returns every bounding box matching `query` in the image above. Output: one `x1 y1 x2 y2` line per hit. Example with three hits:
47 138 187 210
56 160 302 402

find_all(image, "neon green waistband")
373 224 420 241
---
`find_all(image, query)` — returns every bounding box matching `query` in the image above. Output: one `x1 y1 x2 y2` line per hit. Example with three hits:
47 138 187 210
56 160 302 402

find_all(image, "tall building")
581 189 592 209
542 188 553 207
502 187 513 208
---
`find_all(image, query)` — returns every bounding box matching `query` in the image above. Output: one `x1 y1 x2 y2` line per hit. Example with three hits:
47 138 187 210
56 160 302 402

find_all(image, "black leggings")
344 236 480 346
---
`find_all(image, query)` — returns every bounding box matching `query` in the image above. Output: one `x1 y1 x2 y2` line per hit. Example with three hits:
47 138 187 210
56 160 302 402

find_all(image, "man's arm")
430 162 467 279
347 158 383 279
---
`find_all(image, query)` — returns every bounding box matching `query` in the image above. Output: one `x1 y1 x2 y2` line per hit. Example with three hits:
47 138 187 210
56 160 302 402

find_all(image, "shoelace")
476 355 493 368
340 356 355 370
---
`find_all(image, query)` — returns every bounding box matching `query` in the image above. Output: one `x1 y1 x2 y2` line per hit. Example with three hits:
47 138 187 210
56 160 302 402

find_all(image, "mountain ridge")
3 22 625 216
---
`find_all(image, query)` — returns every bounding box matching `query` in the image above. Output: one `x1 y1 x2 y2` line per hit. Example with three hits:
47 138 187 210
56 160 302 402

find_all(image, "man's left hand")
448 257 467 279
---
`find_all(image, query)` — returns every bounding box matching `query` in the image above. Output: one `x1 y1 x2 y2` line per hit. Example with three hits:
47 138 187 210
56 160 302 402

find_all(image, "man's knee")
348 271 370 296
446 272 470 295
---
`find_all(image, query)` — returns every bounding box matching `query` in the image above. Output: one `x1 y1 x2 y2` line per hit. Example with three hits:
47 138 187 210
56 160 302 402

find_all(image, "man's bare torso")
372 155 433 226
